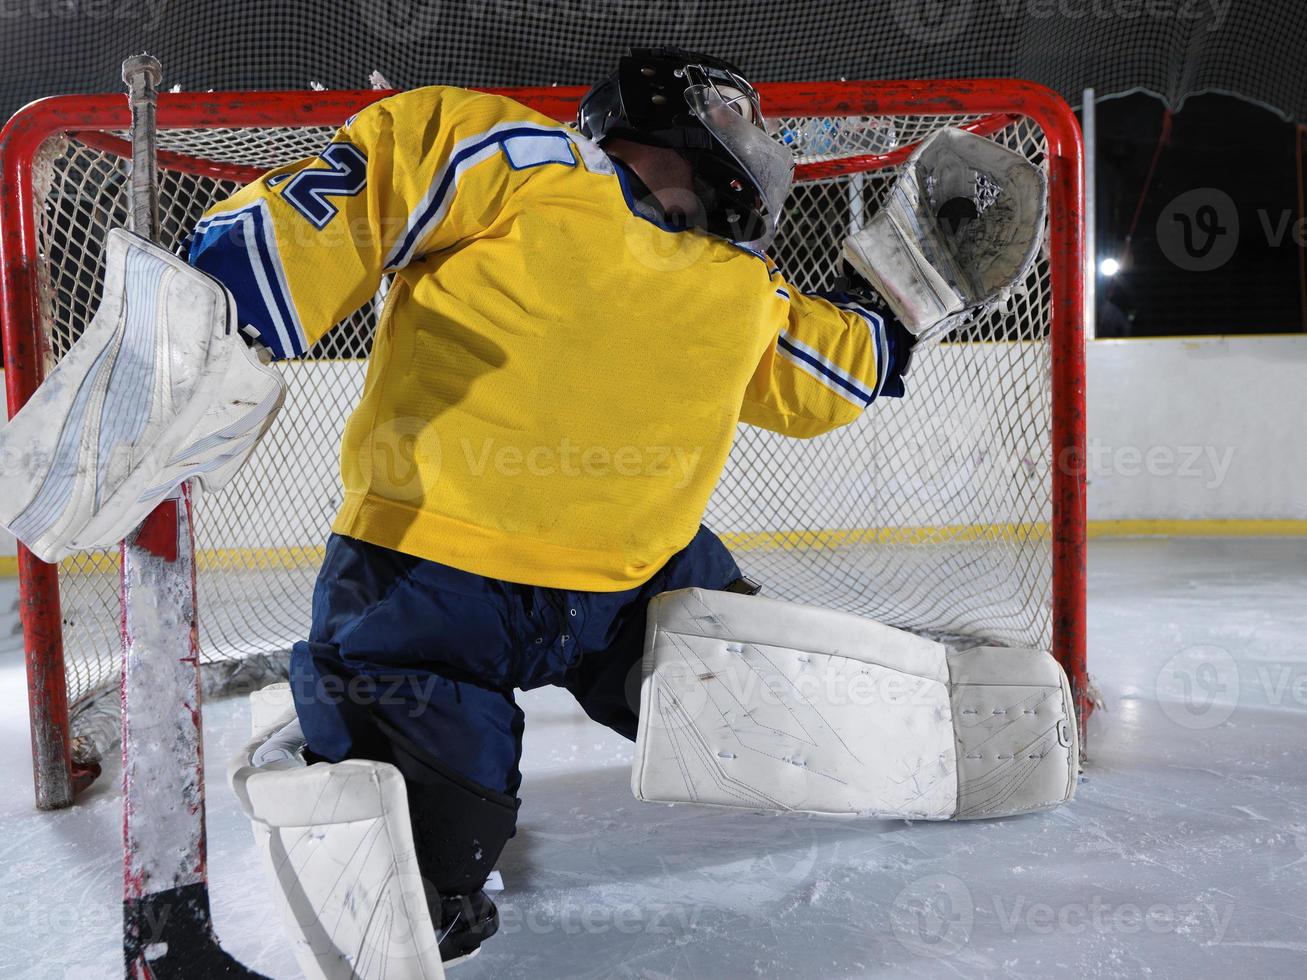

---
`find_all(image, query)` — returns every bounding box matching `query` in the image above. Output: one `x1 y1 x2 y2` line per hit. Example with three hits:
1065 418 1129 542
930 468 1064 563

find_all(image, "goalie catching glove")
0 228 284 561
843 126 1048 344
632 588 1077 819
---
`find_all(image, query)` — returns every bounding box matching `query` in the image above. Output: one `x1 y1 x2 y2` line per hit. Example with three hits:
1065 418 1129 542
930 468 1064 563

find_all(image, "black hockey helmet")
577 47 794 248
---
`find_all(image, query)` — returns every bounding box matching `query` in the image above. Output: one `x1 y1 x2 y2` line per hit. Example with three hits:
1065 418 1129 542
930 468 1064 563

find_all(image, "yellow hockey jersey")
190 86 908 591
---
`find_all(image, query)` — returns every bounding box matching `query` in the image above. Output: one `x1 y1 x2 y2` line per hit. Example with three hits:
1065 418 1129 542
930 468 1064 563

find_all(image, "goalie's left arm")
739 279 914 439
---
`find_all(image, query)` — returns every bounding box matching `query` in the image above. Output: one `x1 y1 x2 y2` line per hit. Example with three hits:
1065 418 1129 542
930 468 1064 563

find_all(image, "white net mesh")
26 97 1058 763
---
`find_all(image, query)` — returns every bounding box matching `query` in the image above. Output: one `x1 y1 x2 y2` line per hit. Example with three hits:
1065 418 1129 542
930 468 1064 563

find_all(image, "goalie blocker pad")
632 589 1077 820
229 685 446 980
0 227 285 562
842 126 1047 340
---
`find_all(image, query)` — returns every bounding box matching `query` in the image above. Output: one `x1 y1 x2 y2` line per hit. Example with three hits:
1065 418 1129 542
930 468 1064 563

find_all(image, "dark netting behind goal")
1 0 1305 124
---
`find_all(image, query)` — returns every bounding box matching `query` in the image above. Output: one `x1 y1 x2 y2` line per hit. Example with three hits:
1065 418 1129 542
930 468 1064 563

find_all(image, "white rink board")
1086 335 1307 521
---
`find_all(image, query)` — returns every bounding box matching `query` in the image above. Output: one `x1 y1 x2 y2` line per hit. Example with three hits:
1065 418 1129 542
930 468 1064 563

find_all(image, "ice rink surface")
1 538 1304 979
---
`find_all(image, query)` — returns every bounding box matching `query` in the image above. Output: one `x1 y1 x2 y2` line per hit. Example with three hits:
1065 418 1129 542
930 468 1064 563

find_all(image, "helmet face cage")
577 48 789 246
675 60 764 130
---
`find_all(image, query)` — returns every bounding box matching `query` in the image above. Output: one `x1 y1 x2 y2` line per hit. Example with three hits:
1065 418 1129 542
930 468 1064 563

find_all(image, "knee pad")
631 589 1077 820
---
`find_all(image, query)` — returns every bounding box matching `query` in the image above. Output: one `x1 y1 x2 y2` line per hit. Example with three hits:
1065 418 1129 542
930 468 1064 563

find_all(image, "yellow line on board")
1088 519 1307 538
722 520 1307 546
193 545 328 572
720 524 1051 549
0 545 331 578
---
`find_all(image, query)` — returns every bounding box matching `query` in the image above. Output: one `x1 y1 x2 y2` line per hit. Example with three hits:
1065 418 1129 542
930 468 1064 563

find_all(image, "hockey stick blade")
124 883 269 979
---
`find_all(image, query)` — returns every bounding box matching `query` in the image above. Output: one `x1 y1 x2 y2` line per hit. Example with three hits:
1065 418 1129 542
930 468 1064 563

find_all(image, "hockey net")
0 82 1085 808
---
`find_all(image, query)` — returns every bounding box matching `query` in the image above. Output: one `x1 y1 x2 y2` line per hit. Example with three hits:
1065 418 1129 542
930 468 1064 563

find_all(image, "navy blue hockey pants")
289 526 741 865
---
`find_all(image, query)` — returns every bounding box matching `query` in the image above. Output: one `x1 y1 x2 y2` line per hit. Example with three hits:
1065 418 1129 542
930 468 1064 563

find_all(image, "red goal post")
0 80 1087 811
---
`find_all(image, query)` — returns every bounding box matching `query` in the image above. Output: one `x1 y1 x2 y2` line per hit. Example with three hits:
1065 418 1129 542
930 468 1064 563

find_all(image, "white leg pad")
948 644 1079 819
632 589 1077 820
229 698 445 980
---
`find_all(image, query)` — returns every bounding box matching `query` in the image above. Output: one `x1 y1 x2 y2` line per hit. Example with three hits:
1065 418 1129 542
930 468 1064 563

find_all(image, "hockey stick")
117 54 269 980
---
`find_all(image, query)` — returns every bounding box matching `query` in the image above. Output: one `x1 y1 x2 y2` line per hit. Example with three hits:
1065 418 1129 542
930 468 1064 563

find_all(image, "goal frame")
0 80 1087 811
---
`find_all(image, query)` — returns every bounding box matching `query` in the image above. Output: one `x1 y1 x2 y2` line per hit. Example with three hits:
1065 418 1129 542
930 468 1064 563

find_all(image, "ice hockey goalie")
0 45 1070 980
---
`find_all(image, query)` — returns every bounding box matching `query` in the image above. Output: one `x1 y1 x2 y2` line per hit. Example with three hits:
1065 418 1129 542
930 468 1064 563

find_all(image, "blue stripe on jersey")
775 287 790 300
386 122 579 270
830 298 888 398
189 201 306 360
776 333 876 406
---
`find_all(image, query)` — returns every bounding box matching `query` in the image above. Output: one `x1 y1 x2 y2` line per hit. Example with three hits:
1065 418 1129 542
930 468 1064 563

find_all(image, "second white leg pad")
631 589 1077 820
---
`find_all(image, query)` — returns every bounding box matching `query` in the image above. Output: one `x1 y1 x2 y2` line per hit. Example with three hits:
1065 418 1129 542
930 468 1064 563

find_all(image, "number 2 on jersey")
280 142 368 229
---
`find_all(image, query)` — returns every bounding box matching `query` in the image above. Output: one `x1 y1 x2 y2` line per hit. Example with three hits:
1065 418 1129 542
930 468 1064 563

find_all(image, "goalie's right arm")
739 280 914 440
